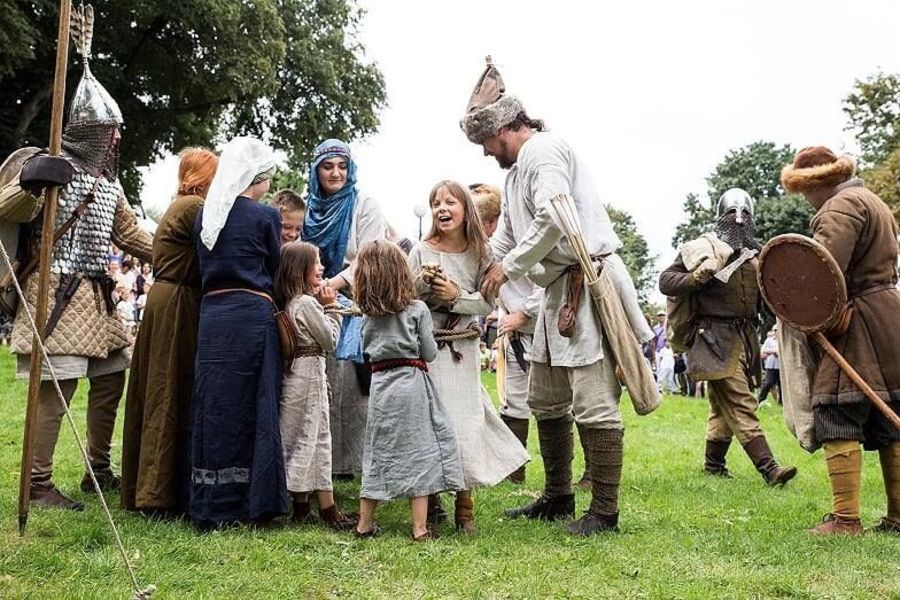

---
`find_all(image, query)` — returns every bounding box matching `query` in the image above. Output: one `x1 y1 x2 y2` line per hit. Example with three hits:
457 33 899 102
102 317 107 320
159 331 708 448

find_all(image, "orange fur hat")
780 146 856 193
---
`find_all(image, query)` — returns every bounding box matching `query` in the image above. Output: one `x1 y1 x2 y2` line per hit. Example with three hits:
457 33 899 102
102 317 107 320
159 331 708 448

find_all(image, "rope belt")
295 345 324 358
323 302 362 316
370 358 428 373
433 321 483 342
434 317 483 363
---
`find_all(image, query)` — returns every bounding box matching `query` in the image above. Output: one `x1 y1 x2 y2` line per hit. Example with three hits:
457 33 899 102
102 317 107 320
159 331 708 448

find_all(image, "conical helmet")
67 4 122 126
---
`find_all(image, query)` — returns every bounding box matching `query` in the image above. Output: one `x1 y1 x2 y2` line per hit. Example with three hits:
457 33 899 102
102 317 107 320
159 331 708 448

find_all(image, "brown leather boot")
319 504 360 531
455 492 476 535
500 415 529 484
704 439 733 478
30 482 84 511
808 513 863 535
742 436 797 486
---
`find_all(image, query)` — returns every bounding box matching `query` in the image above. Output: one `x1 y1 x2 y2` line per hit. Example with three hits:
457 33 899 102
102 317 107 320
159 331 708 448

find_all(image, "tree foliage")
672 141 814 249
843 71 900 166
606 205 656 306
0 0 386 201
860 147 900 221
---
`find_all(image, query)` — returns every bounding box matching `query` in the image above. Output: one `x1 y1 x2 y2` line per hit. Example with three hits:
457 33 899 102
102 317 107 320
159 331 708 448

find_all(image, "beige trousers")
31 370 126 483
527 354 622 430
705 358 763 445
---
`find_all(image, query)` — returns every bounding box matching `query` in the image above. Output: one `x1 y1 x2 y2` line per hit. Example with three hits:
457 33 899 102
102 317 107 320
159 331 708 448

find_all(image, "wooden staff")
18 0 73 536
813 332 900 430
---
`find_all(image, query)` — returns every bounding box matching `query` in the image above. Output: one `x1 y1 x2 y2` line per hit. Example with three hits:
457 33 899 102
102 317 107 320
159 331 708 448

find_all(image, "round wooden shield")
757 233 847 333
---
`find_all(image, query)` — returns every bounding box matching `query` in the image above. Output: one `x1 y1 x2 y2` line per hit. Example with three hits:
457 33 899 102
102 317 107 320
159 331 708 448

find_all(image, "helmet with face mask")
62 3 123 179
716 188 761 251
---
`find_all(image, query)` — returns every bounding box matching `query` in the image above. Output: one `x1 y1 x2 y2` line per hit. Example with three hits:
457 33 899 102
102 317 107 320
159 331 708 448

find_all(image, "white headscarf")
200 136 277 250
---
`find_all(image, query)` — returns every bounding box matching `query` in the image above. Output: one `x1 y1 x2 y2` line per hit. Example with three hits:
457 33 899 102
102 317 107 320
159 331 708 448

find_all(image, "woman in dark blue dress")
190 136 289 526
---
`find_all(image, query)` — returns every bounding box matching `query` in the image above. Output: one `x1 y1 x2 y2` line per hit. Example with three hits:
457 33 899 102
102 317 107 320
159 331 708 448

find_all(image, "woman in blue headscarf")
303 139 387 477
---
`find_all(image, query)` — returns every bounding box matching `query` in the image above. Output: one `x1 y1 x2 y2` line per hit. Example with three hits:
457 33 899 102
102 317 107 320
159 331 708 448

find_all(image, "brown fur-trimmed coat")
809 180 900 408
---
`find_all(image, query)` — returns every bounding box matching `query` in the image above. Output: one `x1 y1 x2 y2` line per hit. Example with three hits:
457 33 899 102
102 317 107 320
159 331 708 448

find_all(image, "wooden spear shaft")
813 332 900 430
18 0 72 536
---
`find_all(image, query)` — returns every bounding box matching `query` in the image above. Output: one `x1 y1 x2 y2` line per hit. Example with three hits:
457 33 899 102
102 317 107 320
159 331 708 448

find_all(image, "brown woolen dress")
121 194 203 512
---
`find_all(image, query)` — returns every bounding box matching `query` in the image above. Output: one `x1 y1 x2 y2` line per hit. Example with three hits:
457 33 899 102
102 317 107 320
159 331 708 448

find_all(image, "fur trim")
781 155 856 193
460 95 524 144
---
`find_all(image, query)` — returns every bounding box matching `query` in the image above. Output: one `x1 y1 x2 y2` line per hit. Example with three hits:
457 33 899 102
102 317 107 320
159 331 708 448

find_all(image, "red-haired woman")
121 147 218 515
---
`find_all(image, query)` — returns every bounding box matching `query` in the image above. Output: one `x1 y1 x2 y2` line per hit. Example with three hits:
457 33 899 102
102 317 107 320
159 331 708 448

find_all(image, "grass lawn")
0 347 897 598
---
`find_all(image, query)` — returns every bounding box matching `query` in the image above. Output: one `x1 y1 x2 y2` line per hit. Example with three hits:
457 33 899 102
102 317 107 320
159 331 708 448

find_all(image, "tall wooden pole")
18 0 72 536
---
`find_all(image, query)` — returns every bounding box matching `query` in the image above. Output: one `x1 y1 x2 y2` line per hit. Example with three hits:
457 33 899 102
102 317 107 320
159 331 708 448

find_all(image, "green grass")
0 348 898 598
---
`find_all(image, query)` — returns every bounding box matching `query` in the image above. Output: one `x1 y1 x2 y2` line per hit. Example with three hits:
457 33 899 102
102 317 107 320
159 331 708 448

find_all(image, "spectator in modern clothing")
651 311 667 368
657 342 677 394
120 259 138 293
757 326 781 405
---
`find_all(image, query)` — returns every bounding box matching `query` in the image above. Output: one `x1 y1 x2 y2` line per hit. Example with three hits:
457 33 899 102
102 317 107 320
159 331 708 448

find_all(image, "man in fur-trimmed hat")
465 58 653 536
781 146 900 535
659 189 797 487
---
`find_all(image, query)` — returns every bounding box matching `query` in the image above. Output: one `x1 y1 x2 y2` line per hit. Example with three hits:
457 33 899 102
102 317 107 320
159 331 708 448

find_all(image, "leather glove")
20 155 74 195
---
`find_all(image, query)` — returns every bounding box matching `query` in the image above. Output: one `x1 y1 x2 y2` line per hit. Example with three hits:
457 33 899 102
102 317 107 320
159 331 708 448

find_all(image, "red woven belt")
369 358 428 373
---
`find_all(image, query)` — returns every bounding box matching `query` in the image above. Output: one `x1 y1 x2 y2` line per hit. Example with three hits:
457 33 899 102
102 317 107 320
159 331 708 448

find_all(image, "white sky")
140 0 900 287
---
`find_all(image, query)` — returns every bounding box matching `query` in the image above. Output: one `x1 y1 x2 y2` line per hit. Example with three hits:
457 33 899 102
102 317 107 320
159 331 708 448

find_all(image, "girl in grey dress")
353 241 464 541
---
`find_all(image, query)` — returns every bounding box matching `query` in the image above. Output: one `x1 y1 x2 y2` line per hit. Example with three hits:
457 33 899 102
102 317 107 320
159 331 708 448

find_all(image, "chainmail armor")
61 121 119 179
33 161 120 277
716 213 761 252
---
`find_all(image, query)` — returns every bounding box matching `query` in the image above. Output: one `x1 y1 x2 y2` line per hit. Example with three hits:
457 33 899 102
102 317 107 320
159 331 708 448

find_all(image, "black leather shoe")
567 511 619 536
504 493 575 521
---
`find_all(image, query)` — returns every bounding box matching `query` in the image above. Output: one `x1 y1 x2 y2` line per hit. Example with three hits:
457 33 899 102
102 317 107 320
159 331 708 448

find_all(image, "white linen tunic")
409 242 529 488
490 132 651 368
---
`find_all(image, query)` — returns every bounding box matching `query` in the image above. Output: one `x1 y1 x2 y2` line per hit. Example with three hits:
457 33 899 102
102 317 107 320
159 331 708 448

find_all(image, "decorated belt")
369 358 428 373
295 345 324 358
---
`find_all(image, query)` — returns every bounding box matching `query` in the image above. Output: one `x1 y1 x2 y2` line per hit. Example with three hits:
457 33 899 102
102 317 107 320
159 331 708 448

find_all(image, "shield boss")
758 233 847 333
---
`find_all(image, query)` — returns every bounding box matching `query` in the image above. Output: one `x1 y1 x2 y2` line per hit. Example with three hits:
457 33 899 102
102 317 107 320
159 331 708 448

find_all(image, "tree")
706 141 795 201
672 141 813 248
860 147 900 221
606 205 656 306
843 71 900 166
0 0 386 201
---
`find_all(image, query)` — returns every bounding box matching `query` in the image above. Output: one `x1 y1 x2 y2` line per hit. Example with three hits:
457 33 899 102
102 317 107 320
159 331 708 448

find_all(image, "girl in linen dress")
408 181 529 534
275 242 358 530
353 241 464 541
